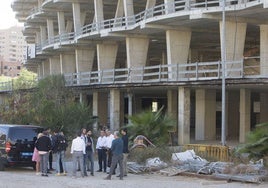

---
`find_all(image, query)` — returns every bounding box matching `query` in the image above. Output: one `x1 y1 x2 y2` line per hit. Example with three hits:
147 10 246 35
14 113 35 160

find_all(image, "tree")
0 75 94 136
125 106 176 146
237 122 268 160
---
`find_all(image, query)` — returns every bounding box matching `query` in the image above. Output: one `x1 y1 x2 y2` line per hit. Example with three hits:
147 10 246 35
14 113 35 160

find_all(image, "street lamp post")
221 0 226 146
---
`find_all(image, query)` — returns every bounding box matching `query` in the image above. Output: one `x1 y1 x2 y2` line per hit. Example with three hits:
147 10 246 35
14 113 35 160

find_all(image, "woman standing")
32 133 43 175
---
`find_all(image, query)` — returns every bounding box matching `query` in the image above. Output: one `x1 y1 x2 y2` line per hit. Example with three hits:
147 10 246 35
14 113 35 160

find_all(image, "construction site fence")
183 144 229 162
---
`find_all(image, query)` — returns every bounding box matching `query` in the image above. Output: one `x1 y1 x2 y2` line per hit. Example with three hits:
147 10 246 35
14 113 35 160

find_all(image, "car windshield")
9 127 42 142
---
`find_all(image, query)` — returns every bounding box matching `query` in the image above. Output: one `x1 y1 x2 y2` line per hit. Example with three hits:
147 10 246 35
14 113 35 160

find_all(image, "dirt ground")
0 161 267 188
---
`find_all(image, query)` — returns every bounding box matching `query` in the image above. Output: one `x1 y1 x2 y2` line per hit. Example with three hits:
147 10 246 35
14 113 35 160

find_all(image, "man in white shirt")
96 130 108 172
71 131 86 178
106 129 115 173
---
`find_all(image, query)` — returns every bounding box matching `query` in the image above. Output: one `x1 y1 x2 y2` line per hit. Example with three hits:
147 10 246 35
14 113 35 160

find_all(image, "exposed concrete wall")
97 43 118 70
260 93 268 123
40 26 47 44
47 19 54 42
227 91 240 139
123 0 135 25
49 56 61 75
239 89 251 143
75 48 95 72
60 53 76 74
195 89 216 140
220 21 247 76
178 87 190 145
57 11 66 35
110 89 121 131
166 29 191 79
94 0 104 29
43 60 50 77
260 25 268 75
72 3 81 33
167 90 178 127
165 0 175 14
93 92 108 128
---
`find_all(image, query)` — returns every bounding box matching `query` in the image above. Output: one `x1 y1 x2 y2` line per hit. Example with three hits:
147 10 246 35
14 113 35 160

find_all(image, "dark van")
0 124 43 171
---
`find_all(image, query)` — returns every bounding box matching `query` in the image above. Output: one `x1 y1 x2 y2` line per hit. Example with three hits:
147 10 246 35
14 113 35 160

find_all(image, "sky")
0 0 22 29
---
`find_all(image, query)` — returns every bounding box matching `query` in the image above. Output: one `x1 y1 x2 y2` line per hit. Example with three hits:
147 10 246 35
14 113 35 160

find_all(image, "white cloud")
0 0 21 29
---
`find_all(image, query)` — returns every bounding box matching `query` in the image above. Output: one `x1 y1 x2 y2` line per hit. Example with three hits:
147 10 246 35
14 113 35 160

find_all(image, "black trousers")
97 149 107 172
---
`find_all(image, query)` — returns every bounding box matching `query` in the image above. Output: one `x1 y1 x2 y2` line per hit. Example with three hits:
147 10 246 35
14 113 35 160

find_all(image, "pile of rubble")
127 150 268 184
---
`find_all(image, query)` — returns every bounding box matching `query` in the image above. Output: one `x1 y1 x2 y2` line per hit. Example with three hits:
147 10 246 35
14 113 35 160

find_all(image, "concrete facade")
10 0 268 145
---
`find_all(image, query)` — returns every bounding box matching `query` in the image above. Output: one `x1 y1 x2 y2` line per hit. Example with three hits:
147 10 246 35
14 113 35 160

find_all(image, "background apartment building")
11 0 268 145
0 26 27 77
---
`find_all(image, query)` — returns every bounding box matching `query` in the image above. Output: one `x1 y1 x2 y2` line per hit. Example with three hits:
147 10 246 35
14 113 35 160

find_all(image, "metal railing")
31 0 260 52
64 59 263 87
0 58 264 92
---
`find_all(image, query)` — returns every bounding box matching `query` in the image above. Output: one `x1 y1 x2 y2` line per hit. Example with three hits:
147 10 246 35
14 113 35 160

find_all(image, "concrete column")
260 93 268 123
60 53 76 74
36 31 41 45
49 56 61 75
94 0 104 29
43 60 50 77
178 87 190 145
97 43 118 82
145 0 156 18
220 21 247 77
239 89 251 143
72 3 81 33
227 91 240 139
113 0 124 27
110 89 121 131
47 19 54 43
123 0 135 25
126 36 149 81
165 0 175 14
128 93 133 119
93 92 108 127
40 26 47 44
57 11 66 35
66 20 73 33
166 29 191 79
195 89 216 140
75 48 95 72
260 25 268 75
167 90 178 123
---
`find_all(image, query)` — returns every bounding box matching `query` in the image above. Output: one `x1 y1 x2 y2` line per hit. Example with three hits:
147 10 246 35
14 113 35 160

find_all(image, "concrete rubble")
127 150 268 184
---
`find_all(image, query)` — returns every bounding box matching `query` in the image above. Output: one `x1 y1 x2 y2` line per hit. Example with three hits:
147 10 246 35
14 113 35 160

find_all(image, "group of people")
32 128 68 177
32 127 129 180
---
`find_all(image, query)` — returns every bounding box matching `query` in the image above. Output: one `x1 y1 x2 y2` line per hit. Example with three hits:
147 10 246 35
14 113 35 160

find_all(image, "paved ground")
0 162 267 188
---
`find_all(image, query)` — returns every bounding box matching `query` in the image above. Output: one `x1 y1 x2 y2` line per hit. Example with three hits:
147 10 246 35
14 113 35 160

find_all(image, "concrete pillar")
164 0 175 14
43 60 50 77
126 36 149 81
145 0 156 18
167 90 178 124
123 0 135 25
178 87 190 145
40 26 47 44
60 53 76 74
49 56 61 75
220 21 247 77
57 11 66 35
195 89 216 140
260 93 268 123
260 25 268 75
66 20 73 33
75 48 95 72
94 0 104 30
47 19 54 43
227 91 240 139
110 89 121 131
114 0 124 27
36 31 41 46
166 29 191 79
37 64 43 78
128 93 133 119
97 43 118 82
93 92 108 128
72 3 81 33
239 89 251 143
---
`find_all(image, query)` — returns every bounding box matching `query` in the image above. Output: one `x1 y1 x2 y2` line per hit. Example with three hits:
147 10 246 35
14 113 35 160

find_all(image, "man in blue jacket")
104 131 124 180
